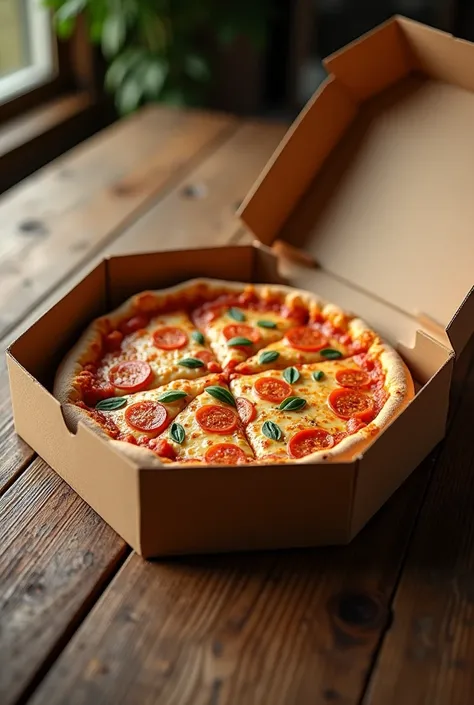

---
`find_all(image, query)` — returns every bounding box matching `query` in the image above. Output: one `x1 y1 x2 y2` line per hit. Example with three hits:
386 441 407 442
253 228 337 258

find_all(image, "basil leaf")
227 336 253 347
312 370 325 381
205 386 236 407
259 350 280 365
178 357 204 369
95 397 127 411
228 307 246 322
169 422 185 444
157 391 187 403
283 367 300 384
192 330 204 344
262 420 282 441
257 320 277 329
278 396 307 411
320 348 342 360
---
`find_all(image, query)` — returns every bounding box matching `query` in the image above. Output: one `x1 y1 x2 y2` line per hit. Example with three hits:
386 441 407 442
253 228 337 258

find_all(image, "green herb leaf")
312 370 325 381
157 391 187 403
228 307 246 322
178 357 205 369
227 337 253 347
259 350 280 365
95 397 127 411
283 367 300 384
169 422 185 445
192 330 205 344
320 348 343 360
205 386 236 407
278 396 307 412
262 420 282 441
101 13 127 59
257 320 277 329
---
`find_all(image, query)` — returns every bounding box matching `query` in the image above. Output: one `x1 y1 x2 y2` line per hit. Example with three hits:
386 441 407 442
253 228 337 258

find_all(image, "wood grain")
0 458 127 705
0 106 236 339
107 120 288 255
363 357 474 705
27 454 435 705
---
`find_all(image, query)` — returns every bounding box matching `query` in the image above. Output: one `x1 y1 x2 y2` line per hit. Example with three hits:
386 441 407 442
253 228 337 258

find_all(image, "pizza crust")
54 278 415 466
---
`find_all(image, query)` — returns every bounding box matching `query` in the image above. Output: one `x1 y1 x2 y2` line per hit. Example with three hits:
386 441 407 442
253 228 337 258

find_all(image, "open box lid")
239 16 474 356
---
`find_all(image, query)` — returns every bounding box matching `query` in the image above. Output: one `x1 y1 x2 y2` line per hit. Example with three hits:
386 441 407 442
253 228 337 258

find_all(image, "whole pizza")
54 279 414 465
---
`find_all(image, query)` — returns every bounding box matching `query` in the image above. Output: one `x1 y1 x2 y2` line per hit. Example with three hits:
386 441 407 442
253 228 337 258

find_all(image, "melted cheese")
235 336 349 374
96 374 221 441
158 387 254 462
230 360 375 461
203 308 294 369
97 311 217 391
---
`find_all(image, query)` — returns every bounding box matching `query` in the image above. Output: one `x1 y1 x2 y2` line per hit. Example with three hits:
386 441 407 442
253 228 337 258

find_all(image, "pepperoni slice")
222 324 260 343
125 401 168 433
205 443 247 465
235 397 257 425
254 376 292 403
335 368 371 390
194 350 215 366
288 429 335 459
120 314 149 335
328 388 375 421
151 438 177 460
153 326 188 350
109 360 153 391
196 405 238 434
285 326 328 352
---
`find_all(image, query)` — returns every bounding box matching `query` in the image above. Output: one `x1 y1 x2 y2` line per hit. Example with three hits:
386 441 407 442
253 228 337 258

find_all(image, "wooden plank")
362 357 474 705
0 106 236 338
107 121 288 255
0 457 127 705
27 454 434 705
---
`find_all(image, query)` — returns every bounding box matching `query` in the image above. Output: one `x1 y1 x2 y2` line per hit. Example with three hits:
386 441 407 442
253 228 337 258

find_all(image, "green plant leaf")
142 58 168 98
320 349 343 360
262 420 282 441
283 367 300 384
257 320 277 329
192 331 205 345
312 370 325 381
227 337 253 347
116 76 143 115
95 397 127 411
184 54 211 82
157 391 187 403
169 422 185 444
278 396 307 412
105 49 144 93
228 307 246 322
178 357 205 369
259 351 279 365
205 386 236 407
102 13 127 58
55 0 86 22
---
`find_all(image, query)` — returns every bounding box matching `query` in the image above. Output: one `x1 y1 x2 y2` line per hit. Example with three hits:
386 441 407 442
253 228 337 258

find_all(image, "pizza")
54 279 414 465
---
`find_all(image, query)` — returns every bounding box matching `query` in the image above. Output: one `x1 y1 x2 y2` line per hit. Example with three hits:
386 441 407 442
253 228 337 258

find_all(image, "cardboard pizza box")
6 16 474 557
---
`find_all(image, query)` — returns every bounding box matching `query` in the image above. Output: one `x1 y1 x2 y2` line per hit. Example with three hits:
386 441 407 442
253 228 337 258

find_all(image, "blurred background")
0 0 472 191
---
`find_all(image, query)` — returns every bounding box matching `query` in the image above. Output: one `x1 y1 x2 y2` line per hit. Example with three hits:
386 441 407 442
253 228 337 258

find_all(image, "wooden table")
1 106 473 705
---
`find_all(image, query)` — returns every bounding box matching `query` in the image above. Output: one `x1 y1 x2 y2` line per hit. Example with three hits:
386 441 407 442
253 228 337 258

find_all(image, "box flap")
239 17 474 356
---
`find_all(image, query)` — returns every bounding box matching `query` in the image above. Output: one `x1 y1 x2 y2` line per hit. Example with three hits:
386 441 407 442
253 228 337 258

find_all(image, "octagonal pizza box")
6 15 474 557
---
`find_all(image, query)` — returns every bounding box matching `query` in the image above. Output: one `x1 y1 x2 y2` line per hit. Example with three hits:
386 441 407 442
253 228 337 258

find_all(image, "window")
0 0 55 105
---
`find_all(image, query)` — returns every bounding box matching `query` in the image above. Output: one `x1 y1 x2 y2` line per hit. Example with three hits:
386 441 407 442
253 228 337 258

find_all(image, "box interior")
239 16 474 361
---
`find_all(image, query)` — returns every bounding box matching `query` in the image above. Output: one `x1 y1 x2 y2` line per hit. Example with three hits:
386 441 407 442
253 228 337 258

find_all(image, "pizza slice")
72 373 224 449
77 309 221 405
229 354 394 463
154 382 254 465
191 288 308 371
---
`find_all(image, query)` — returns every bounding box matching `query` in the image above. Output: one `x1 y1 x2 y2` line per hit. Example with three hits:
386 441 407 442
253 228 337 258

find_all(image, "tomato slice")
288 429 335 458
205 443 247 465
235 397 257 425
222 324 260 343
196 405 238 434
151 438 177 460
335 368 371 390
254 376 292 403
153 326 188 350
285 326 328 352
328 388 375 421
109 360 153 391
125 401 168 433
120 314 149 335
194 350 215 366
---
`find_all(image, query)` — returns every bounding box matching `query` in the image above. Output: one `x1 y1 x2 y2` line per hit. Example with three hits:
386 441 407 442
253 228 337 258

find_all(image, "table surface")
1 106 473 705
